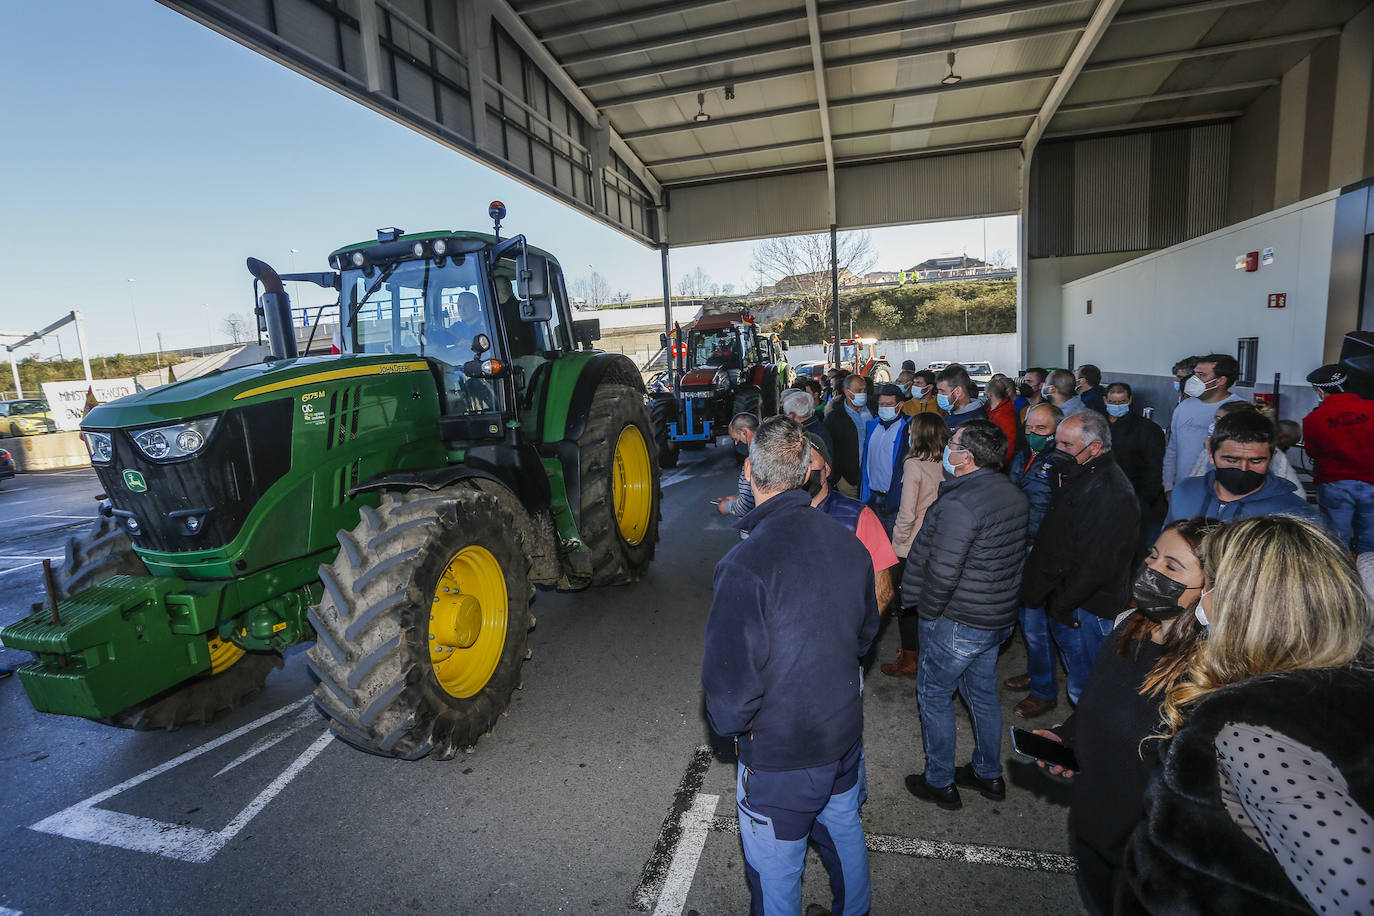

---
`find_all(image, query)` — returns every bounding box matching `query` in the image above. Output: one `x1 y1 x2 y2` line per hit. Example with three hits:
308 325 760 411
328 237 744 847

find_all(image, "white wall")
789 332 1019 377
1060 190 1340 424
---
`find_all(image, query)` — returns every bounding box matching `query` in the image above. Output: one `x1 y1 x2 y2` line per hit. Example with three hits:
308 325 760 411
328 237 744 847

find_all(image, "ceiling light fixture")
941 50 962 86
693 92 711 122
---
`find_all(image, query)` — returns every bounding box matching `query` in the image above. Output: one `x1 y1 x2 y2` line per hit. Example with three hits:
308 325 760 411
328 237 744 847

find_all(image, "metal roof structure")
162 0 1368 248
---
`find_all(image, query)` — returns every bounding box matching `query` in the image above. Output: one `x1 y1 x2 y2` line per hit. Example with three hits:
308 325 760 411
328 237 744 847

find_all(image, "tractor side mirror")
572 318 601 351
517 252 552 323
659 332 669 348
780 339 789 352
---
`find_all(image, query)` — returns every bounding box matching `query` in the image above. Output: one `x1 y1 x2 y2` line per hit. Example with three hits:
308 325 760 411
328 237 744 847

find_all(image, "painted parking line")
30 696 333 863
633 746 1077 912
0 905 24 915
659 472 698 488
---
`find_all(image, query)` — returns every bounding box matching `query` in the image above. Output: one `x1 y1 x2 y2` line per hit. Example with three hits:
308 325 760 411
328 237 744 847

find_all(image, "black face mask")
1018 382 1036 400
804 469 825 498
1046 447 1083 477
1132 563 1192 622
1213 467 1266 496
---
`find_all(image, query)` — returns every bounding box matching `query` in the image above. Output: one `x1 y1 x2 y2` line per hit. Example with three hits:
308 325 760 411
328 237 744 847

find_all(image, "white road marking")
0 905 24 915
214 707 319 777
30 696 334 863
709 814 1077 873
651 793 719 916
0 556 64 561
0 563 42 579
659 472 698 488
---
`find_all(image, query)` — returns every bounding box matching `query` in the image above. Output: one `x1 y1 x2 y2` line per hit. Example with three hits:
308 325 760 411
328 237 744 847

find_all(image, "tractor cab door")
492 252 573 431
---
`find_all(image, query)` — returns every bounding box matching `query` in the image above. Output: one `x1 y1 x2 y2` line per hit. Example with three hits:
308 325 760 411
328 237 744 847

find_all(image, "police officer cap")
1306 364 1348 390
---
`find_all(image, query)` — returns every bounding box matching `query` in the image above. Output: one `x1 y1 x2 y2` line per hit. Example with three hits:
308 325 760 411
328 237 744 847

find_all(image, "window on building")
1237 337 1259 387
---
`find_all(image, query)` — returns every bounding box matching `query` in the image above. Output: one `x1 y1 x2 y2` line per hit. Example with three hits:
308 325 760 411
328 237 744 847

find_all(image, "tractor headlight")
431 238 448 256
131 417 217 461
350 251 366 267
83 431 114 464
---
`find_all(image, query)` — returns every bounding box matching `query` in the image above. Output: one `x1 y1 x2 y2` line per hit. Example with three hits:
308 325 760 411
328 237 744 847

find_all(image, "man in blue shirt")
703 416 880 916
860 383 911 535
1166 410 1328 529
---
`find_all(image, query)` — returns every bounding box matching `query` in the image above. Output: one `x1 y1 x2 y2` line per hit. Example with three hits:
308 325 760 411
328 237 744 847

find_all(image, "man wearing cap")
1303 363 1374 555
861 383 912 536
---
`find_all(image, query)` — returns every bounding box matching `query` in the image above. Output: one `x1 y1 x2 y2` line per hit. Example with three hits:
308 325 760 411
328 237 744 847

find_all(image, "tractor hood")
679 368 725 389
83 354 435 429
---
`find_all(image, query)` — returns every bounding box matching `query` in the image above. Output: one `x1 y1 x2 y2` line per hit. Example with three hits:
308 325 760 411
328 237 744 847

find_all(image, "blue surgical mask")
936 393 952 411
941 444 960 475
1106 403 1130 418
851 393 867 408
878 405 898 422
899 384 911 396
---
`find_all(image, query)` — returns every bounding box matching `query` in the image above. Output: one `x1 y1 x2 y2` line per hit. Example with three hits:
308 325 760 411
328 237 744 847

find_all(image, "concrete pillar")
830 225 840 365
1329 2 1374 188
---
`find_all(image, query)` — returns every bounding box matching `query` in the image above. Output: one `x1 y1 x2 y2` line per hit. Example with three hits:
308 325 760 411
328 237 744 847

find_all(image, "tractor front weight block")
1 575 215 720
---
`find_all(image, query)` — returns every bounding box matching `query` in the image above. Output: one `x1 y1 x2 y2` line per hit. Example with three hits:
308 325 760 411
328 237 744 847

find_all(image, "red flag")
83 387 98 416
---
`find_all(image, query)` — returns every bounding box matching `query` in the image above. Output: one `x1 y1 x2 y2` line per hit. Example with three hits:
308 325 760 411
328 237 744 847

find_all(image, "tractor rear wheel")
761 372 781 418
578 383 661 586
55 516 282 730
646 394 680 469
307 485 531 760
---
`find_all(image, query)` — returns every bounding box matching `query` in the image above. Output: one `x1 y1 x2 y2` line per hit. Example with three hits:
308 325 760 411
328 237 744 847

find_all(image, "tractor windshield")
690 328 740 370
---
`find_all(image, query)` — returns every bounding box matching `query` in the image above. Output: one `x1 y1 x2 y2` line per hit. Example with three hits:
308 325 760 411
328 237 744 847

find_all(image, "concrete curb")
0 432 91 471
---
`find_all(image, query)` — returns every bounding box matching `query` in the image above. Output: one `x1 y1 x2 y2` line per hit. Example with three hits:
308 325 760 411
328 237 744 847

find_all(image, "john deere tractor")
646 312 791 467
0 206 661 760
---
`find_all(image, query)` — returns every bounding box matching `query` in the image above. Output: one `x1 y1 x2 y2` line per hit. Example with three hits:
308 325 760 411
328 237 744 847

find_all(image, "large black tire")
54 515 148 597
732 386 761 420
54 516 282 730
646 394 680 469
869 362 892 384
578 383 661 586
307 485 532 760
761 371 782 418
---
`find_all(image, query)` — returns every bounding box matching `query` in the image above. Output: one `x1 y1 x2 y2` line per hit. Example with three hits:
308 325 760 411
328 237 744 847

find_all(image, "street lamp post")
126 278 143 355
289 249 302 326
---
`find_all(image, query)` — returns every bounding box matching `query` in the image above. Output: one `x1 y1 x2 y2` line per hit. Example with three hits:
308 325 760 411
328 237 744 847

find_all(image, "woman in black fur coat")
1117 515 1374 914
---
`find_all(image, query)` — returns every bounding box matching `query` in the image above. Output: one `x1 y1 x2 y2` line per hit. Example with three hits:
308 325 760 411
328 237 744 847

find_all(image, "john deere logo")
123 470 148 493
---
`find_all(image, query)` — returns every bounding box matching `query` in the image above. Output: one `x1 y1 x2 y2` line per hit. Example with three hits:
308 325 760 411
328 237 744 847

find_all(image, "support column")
460 0 491 152
590 115 612 216
73 310 93 384
830 224 840 366
358 0 385 93
8 349 21 399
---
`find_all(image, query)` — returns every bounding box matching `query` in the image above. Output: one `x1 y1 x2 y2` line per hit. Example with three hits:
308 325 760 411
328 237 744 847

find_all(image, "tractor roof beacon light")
489 201 506 240
941 51 962 86
694 93 710 122
377 227 404 242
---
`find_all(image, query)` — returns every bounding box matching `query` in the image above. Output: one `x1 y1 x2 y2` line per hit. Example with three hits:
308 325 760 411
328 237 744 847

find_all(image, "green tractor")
1 205 661 760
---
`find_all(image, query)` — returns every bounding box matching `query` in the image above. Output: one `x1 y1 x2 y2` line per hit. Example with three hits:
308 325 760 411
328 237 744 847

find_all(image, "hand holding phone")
1010 726 1079 776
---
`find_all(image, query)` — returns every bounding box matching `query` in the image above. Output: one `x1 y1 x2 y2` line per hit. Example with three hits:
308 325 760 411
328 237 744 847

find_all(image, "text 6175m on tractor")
645 312 792 468
0 204 661 760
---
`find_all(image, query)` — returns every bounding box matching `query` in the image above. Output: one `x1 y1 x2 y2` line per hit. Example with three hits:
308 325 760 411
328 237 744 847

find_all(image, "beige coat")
891 456 944 557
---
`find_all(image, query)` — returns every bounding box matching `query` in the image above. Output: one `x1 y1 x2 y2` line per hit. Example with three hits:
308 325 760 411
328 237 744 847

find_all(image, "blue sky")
0 1 1018 361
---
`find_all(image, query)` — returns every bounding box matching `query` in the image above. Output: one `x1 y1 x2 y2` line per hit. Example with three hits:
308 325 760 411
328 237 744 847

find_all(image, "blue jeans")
1018 605 1058 701
1317 480 1374 553
1048 609 1116 704
916 616 1013 788
736 741 871 916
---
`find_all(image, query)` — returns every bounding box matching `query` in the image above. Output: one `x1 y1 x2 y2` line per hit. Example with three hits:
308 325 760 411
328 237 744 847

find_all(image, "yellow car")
0 399 57 437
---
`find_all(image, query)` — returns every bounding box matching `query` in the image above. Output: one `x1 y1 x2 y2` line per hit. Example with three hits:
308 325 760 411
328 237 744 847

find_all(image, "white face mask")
1041 383 1053 399
912 384 928 398
1195 587 1214 628
1184 375 1208 398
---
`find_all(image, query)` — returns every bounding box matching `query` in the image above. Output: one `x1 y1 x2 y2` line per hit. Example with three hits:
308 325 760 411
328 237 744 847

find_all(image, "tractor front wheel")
646 394 680 469
577 383 661 586
307 485 531 760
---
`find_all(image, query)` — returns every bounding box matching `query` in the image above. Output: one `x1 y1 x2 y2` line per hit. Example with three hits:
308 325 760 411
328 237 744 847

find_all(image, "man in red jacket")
1302 364 1374 555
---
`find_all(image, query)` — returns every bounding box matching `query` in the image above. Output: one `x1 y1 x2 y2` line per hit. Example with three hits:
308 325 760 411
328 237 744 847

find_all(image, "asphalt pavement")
0 454 1084 915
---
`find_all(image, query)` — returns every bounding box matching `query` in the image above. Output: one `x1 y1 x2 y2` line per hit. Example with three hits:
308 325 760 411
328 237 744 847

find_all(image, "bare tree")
690 266 712 297
990 248 1013 269
613 290 631 306
220 313 248 344
675 274 694 298
722 282 735 296
750 231 877 322
571 272 612 308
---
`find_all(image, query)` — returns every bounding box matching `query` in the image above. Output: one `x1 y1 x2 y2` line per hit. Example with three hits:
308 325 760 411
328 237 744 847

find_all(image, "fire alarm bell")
1245 251 1259 272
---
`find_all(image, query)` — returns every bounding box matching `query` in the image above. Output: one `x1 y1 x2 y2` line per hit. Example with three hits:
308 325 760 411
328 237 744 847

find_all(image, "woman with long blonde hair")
1118 515 1374 914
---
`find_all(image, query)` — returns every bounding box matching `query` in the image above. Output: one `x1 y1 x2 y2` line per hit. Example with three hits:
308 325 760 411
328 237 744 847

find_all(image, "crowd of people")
702 353 1374 916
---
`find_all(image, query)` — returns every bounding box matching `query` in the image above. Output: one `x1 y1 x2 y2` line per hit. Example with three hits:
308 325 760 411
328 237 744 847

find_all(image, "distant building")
897 254 1011 284
776 268 858 294
861 270 899 284
907 255 989 272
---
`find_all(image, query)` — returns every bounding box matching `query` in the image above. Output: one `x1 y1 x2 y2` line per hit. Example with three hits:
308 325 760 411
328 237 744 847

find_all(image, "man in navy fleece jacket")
702 415 881 916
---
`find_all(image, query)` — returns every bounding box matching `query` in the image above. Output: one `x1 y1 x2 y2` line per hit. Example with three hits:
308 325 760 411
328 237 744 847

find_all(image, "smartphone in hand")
1010 726 1080 772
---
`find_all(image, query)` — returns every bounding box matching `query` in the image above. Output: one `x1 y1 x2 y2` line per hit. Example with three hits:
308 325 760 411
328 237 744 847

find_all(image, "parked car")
925 360 995 387
0 399 57 437
0 446 15 483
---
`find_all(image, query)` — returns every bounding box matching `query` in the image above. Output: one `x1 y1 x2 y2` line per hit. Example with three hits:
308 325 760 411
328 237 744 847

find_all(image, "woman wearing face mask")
882 414 952 677
1029 518 1219 916
1118 515 1374 915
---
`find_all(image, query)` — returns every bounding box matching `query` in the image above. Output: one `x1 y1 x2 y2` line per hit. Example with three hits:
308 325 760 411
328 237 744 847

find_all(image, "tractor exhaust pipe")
246 257 299 361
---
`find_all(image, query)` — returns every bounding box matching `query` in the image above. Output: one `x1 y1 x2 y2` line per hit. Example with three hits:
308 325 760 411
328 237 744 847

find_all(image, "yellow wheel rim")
429 545 508 699
207 634 245 674
613 423 653 547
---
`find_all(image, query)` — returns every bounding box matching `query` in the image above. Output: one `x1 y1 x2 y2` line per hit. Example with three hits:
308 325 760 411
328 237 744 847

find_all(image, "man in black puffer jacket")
901 420 1029 810
1020 411 1141 706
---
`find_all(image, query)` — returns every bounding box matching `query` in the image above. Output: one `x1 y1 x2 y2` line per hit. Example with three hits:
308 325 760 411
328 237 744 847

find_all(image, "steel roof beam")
558 8 808 66
618 69 1061 141
589 0 1272 109
1081 27 1341 74
1041 110 1243 140
803 0 838 225
1057 78 1279 114
1023 0 1124 156
537 0 739 42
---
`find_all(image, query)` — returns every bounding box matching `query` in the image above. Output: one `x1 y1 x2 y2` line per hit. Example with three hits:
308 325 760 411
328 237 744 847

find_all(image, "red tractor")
824 337 893 384
647 312 792 467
